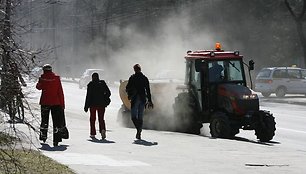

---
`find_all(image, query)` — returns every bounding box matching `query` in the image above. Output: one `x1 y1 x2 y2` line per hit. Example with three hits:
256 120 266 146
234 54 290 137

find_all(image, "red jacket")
36 71 65 108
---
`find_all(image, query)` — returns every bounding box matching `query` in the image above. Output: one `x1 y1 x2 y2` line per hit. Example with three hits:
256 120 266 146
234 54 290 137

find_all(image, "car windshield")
256 69 271 78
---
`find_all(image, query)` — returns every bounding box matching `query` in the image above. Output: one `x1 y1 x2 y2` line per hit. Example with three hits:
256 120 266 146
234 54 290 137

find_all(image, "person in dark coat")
126 64 153 140
36 64 65 147
84 73 111 140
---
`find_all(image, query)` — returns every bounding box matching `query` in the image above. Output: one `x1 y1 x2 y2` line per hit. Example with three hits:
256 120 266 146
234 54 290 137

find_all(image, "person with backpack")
84 72 111 140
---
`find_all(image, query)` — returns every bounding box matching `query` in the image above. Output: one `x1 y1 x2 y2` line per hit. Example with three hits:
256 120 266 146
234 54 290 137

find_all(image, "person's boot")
53 142 59 147
136 129 141 140
101 130 106 140
39 132 47 143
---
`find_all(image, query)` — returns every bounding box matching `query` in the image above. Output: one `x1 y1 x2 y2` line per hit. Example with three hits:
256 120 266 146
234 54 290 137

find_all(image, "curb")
261 99 306 106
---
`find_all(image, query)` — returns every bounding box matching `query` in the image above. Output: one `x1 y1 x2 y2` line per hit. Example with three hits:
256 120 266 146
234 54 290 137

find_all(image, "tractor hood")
218 83 259 115
218 83 253 97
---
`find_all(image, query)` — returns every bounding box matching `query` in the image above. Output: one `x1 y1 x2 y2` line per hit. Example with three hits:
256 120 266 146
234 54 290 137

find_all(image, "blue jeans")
131 96 145 132
131 96 146 120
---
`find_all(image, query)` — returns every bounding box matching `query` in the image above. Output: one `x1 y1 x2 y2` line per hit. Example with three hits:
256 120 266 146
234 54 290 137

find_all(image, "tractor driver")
209 61 224 82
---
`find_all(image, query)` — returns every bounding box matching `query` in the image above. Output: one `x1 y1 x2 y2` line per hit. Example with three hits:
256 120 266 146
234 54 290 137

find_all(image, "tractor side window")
190 61 200 88
185 61 191 85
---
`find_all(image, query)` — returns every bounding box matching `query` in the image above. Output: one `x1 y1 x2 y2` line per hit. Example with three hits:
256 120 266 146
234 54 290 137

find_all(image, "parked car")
79 69 104 89
255 67 306 97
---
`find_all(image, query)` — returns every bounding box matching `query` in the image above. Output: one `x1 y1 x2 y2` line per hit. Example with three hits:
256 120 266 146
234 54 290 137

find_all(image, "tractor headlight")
241 94 258 100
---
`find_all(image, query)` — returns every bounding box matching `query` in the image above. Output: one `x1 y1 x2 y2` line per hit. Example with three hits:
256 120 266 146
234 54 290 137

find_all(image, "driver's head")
133 64 141 73
212 61 218 66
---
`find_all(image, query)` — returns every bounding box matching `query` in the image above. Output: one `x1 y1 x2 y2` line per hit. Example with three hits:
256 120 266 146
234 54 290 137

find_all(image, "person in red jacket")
36 64 65 147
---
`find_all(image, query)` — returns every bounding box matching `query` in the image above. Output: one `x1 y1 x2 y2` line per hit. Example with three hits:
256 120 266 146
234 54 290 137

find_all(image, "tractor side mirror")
248 60 254 71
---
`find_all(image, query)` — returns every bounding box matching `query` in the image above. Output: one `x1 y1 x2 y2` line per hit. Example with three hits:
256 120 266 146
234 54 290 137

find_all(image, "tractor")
173 43 276 142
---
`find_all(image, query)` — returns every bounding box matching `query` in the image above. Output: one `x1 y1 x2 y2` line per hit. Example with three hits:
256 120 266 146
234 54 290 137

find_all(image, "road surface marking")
44 152 150 166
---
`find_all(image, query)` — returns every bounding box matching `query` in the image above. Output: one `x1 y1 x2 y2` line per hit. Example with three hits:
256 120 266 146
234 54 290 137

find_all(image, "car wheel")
276 87 286 98
261 92 271 98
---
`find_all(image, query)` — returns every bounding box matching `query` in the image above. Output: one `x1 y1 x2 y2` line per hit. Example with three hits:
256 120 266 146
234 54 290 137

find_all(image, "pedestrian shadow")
39 143 68 151
88 138 115 144
133 139 158 146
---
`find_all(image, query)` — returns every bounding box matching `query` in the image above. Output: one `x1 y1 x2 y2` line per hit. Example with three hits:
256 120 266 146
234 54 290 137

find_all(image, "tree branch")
298 0 306 20
284 0 298 21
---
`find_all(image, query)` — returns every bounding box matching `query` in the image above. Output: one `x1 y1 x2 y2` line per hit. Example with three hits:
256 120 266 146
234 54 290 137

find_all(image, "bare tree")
285 0 306 68
0 0 53 173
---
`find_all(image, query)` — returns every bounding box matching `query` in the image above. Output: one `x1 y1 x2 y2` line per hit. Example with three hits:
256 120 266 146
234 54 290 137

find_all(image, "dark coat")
126 72 152 102
84 80 111 109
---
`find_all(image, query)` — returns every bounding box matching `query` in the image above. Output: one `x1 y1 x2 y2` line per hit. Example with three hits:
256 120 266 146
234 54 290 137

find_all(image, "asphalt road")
15 81 306 174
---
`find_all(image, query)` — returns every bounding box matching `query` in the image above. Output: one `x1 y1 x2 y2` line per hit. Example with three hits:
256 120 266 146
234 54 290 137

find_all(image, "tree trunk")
285 0 306 68
296 21 306 68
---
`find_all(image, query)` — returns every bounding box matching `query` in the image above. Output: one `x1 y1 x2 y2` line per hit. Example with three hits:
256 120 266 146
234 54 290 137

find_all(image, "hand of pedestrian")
147 101 154 109
84 107 88 113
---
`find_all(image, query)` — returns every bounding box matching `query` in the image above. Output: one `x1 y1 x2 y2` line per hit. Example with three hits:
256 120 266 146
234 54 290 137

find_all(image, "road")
23 81 306 174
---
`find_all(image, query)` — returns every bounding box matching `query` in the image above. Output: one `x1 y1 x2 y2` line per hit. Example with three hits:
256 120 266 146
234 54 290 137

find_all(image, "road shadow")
200 133 280 146
231 136 280 146
87 137 115 144
133 139 158 146
39 143 69 151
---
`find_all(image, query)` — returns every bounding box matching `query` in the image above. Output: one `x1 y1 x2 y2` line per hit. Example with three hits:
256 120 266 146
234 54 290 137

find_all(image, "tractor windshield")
208 60 244 83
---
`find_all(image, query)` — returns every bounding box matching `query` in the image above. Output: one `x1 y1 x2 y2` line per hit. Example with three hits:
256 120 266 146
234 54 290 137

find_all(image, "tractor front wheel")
254 111 276 142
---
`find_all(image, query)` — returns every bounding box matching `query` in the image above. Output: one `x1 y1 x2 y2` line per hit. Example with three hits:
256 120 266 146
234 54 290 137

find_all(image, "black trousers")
40 105 63 143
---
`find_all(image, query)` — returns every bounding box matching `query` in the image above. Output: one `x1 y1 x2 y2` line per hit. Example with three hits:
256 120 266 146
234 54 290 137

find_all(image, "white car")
255 67 306 97
78 69 104 89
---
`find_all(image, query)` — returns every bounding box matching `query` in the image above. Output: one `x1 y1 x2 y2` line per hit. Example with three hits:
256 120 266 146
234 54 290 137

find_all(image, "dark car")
79 69 104 89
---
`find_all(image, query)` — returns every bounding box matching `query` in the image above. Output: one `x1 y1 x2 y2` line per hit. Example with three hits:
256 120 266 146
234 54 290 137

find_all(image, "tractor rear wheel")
173 92 202 135
255 111 276 142
209 112 232 138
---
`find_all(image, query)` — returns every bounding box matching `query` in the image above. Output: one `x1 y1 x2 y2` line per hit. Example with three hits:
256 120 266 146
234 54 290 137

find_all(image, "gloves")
84 107 88 113
146 101 154 109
